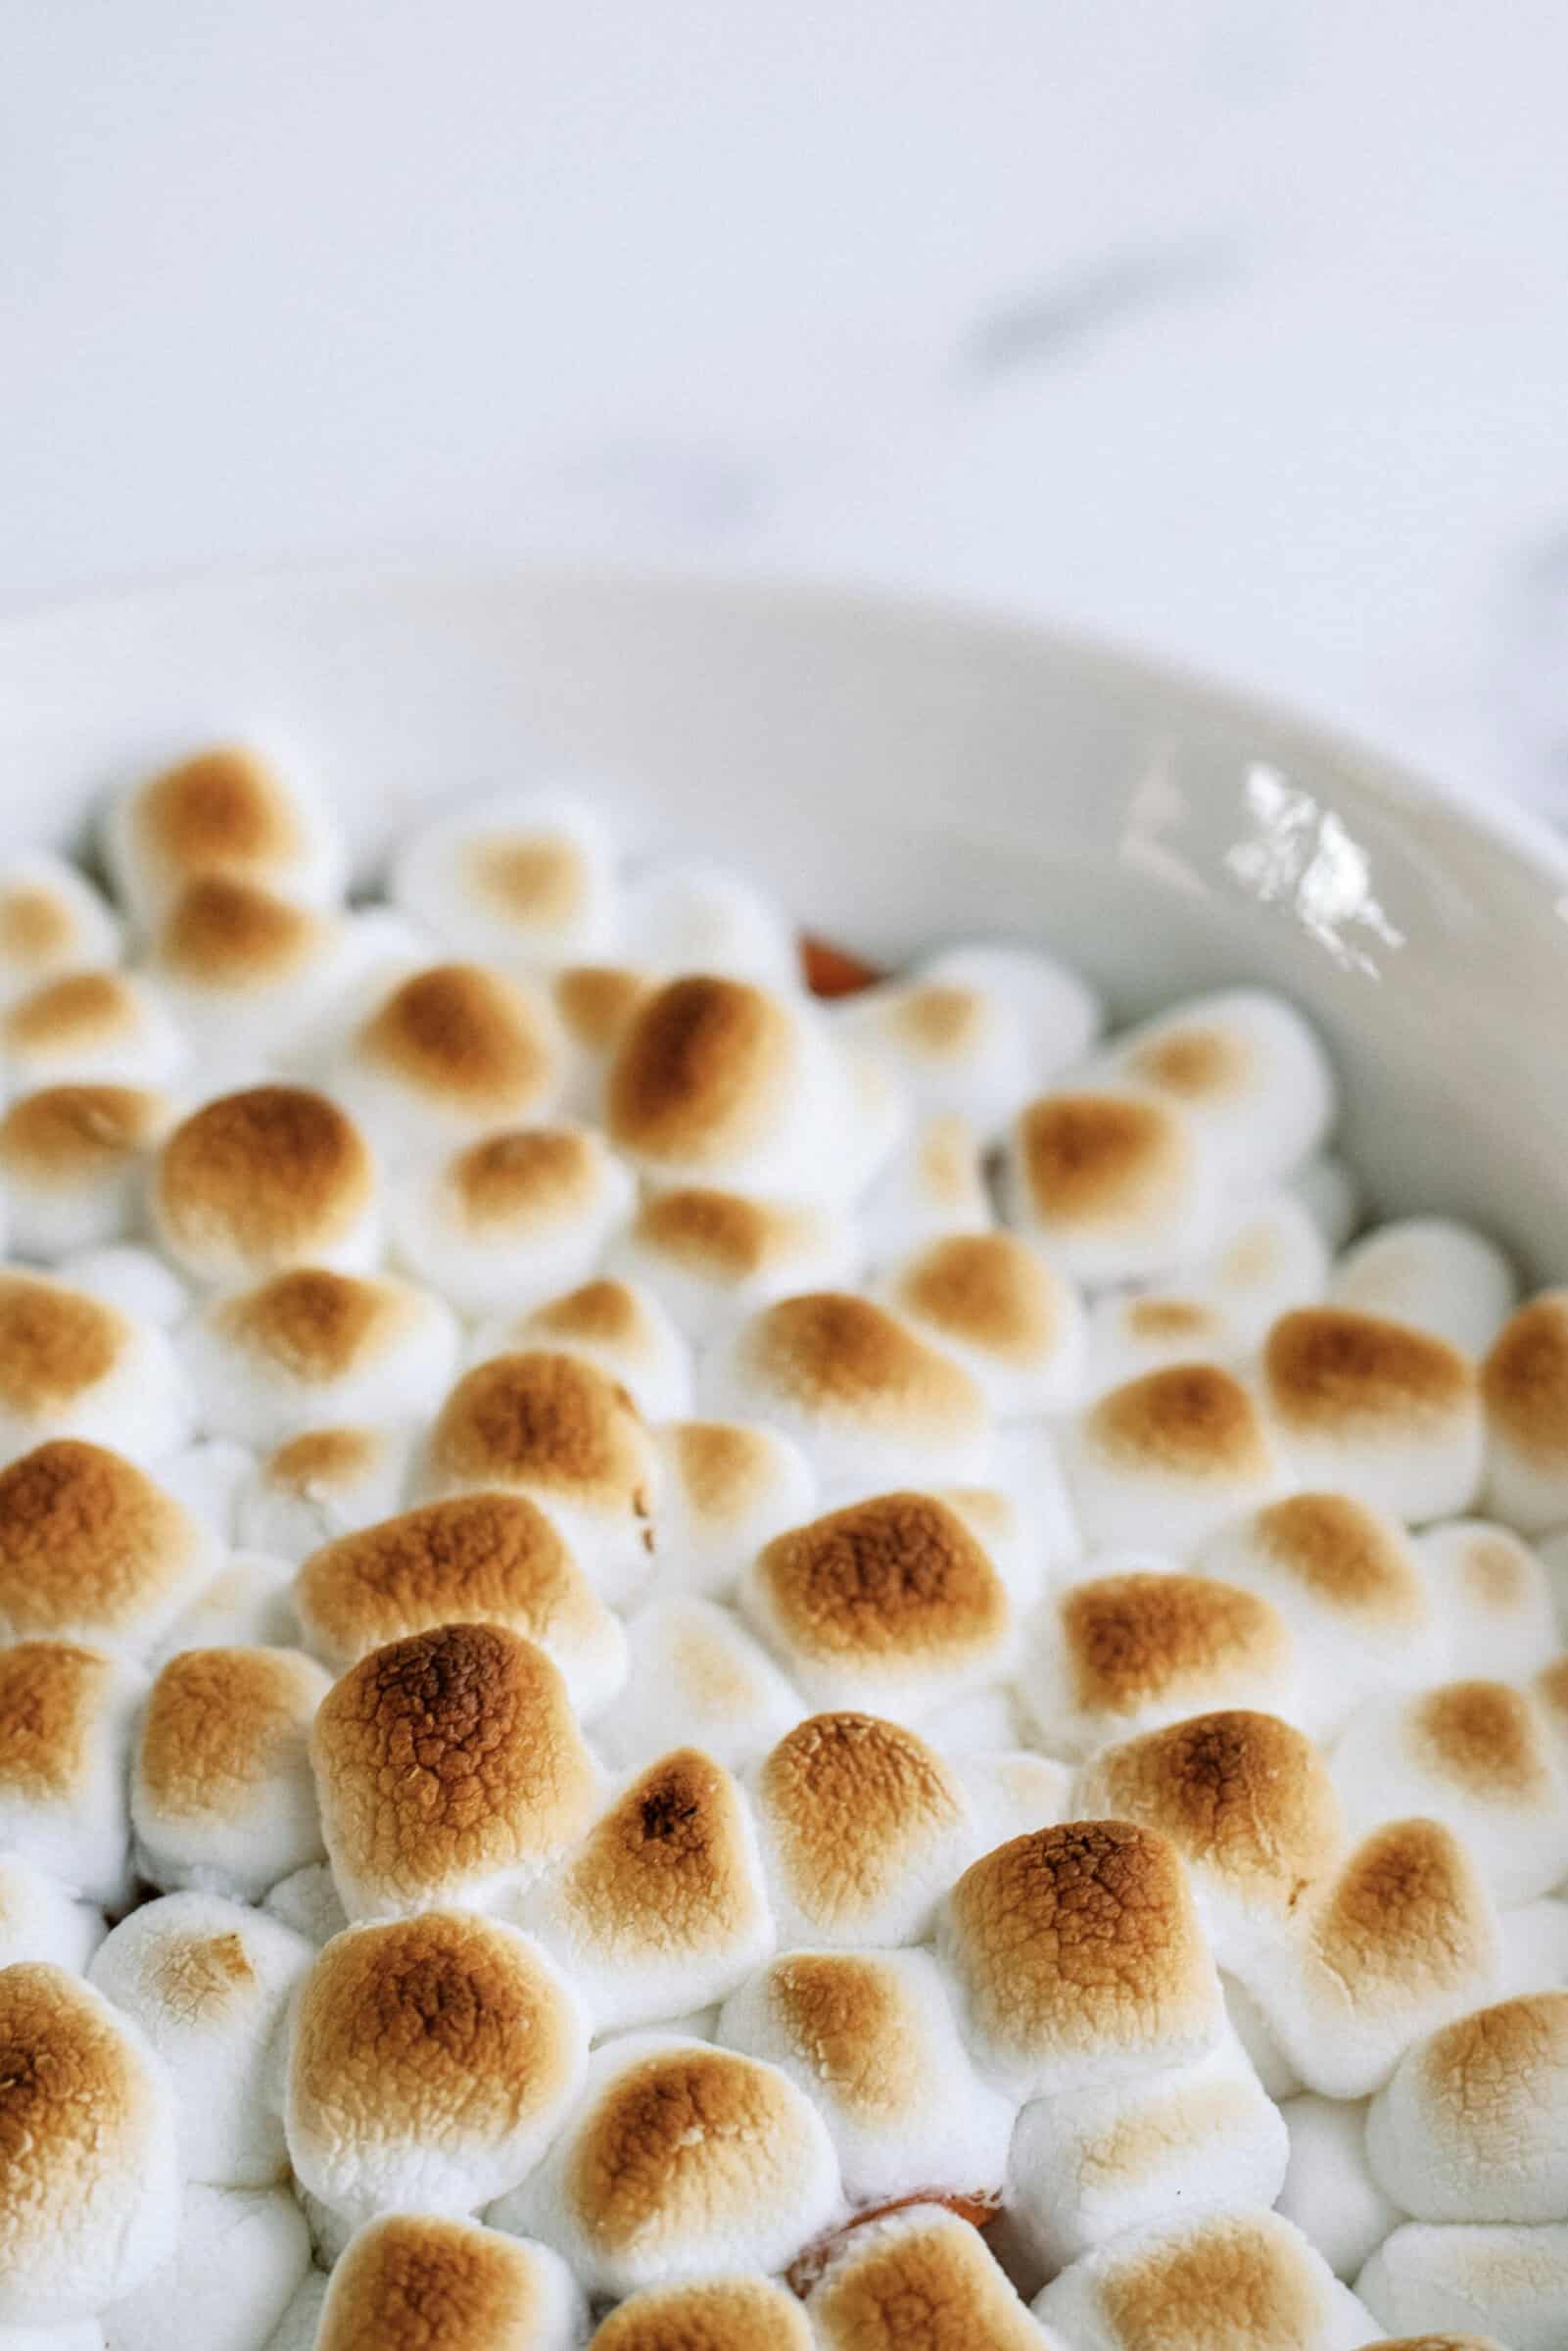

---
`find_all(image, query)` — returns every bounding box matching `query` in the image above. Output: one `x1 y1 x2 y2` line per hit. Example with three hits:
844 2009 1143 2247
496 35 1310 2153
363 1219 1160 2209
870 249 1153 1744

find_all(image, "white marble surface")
6 0 1568 812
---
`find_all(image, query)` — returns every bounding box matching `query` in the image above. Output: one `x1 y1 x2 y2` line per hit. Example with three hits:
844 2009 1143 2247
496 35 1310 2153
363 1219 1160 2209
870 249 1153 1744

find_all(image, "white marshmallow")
1 969 185 1098
1366 1989 1568 2225
56 1243 189 1327
596 1596 803 1772
1034 2208 1383 2351
132 1645 331 1900
1332 1219 1518 1358
255 2275 326 2351
858 1110 995 1270
806 2203 1059 2351
1497 1896 1568 1997
0 1641 146 1907
1001 1083 1222 1285
179 1268 460 1448
834 972 1043 1140
921 941 1104 1080
488 2034 842 2299
621 855 796 988
1292 1151 1364 1253
1008 2025 1288 2270
647 1417 817 1600
144 877 370 1071
150 1086 381 1288
98 2183 311 2351
315 2215 585 2351
608 1185 858 1345
1356 2221 1568 2351
1097 986 1337 1191
0 1271 192 1467
0 2323 106 2350
332 961 567 1160
0 1854 104 1973
0 1439 221 1659
101 744 346 928
473 1274 691 1423
0 1086 173 1259
1262 1305 1484 1524
1223 1972 1305 2099
390 790 620 968
152 1549 299 1660
262 1863 348 1950
1060 1362 1288 1558
956 1748 1072 1847
153 1437 256 1543
0 850 119 1005
236 1425 409 1561
1278 2095 1405 2281
1417 1519 1562 1678
88 1893 314 2186
1181 1187 1332 1345
388 1121 635 1319
879 1231 1084 1416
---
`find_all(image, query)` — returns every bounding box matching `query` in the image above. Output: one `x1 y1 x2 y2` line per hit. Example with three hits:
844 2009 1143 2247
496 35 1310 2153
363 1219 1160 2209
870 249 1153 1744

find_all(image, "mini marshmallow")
391 790 620 967
1331 1680 1568 1906
609 1185 857 1345
1242 1817 1501 2099
513 1747 773 2032
388 1122 635 1319
806 2203 1057 2351
0 850 119 1004
0 1271 192 1467
1366 1989 1568 2224
1001 1085 1220 1285
1076 1711 1344 1971
749 1710 974 1947
1356 2222 1568 2351
145 876 369 1069
879 1232 1084 1416
1262 1306 1484 1524
334 961 566 1155
1007 2024 1289 2270
0 1965 179 2327
1 970 185 1097
286 1910 588 2230
294 1491 627 1712
937 1820 1225 2101
1098 985 1337 1191
421 1351 660 1604
920 940 1104 1077
739 1490 1015 1723
1293 1151 1365 1253
858 1111 995 1268
1059 1363 1287 1556
88 1892 314 2185
262 1862 348 1949
551 962 653 1117
621 856 798 989
717 1945 1016 2208
1180 1189 1333 1344
936 1477 1056 1610
101 744 345 926
98 2183 311 2351
1034 2207 1381 2351
1484 1293 1568 1533
0 1853 104 1972
0 1439 220 1657
1085 1291 1254 1394
956 1748 1072 1843
834 973 1046 1139
151 1086 379 1286
1223 1973 1305 2098
596 1596 803 1772
1497 1896 1568 1997
646 1418 817 1599
1331 1220 1518 1358
310 1622 598 1919
236 1424 410 1560
1194 1493 1445 1738
0 1085 172 1258
475 1275 691 1422
316 2214 585 2351
589 2276 812 2351
1019 1570 1297 1759
1278 2094 1406 2281
179 1267 460 1447
57 1243 189 1328
152 1548 299 1658
132 1644 331 1900
0 1640 146 1906
701 1291 991 1497
489 2034 841 2299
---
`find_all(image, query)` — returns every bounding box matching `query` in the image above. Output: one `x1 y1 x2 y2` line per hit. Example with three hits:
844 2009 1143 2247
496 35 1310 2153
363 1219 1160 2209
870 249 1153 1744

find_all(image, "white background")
6 0 1568 809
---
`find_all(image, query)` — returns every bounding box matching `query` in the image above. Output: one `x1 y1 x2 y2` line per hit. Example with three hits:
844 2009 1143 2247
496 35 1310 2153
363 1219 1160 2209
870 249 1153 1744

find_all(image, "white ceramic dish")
5 560 1567 1274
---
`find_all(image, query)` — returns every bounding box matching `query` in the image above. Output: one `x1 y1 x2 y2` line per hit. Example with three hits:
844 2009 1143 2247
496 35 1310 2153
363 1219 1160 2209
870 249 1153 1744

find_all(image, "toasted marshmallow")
389 1122 635 1319
834 974 1045 1138
1483 1289 1568 1533
1034 2207 1380 2351
750 1711 974 1947
597 1597 802 1772
621 857 797 989
858 1111 995 1269
0 1440 219 1657
1001 1086 1220 1284
1224 1972 1306 2099
588 2276 812 2351
740 1490 1015 1723
476 1276 691 1423
717 1946 1015 2207
56 1241 189 1328
921 941 1104 1074
1020 1571 1297 1759
0 1640 145 1905
1332 1680 1568 1905
145 875 368 1070
1194 1493 1445 1737
489 2035 841 2298
702 1293 990 1497
1085 1292 1253 1394
879 1232 1084 1417
152 1548 297 1659
610 1186 857 1345
88 1892 313 2186
0 1271 191 1466
0 1853 103 1973
310 1622 597 1919
1366 1989 1568 2224
1243 1818 1501 2099
1099 986 1337 1190
151 1086 379 1286
181 1268 460 1447
236 1424 410 1561
936 1476 1057 1611
98 2182 310 2351
0 1085 171 1258
1262 1307 1484 1523
1420 1520 1561 1678
263 1862 348 1949
1060 1363 1286 1556
1331 1221 1518 1358
317 2214 585 2351
1184 1189 1333 1338
421 1351 660 1603
1 969 184 1096
551 962 654 1116
647 1419 817 1599
335 962 565 1155
132 1645 331 1900
1278 2092 1405 2281
957 1748 1072 1844
1356 2221 1568 2350
806 2202 1054 2351
391 791 619 967
0 850 119 1005
0 1965 178 2327
1008 2024 1288 2269
102 744 345 926
1075 1711 1343 1970
514 1748 773 2032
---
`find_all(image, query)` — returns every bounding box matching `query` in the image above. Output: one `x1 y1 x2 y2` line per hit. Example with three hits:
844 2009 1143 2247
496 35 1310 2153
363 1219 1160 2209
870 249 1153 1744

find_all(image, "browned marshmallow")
483 1274 691 1421
318 2213 583 2351
389 1120 635 1319
882 1230 1085 1415
132 1644 331 1899
148 874 361 1065
588 2276 812 2351
345 961 565 1147
1061 1362 1286 1554
104 743 343 922
1 967 184 1093
151 1084 378 1284
1033 2207 1379 2351
0 1269 191 1465
613 1183 856 1342
808 2203 1050 2351
650 1417 817 1599
0 1438 218 1655
1367 1989 1568 2224
0 1638 145 1905
0 851 119 1005
0 1082 171 1257
238 1422 410 1560
1482 1290 1568 1531
1003 1085 1219 1283
1262 1307 1483 1521
607 974 799 1178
